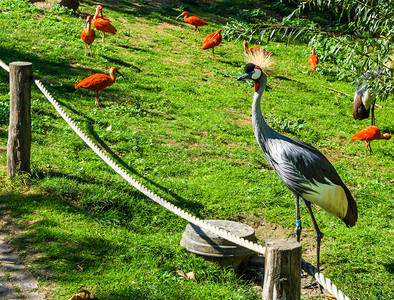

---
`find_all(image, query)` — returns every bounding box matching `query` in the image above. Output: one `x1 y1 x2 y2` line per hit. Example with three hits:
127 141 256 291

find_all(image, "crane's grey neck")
252 74 273 143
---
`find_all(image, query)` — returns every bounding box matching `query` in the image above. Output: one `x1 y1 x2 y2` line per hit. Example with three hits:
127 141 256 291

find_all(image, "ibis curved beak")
237 73 252 81
117 70 126 80
176 13 184 20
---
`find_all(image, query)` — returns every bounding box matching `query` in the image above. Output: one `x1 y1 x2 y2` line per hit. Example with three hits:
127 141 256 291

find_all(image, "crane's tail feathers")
353 95 370 120
245 50 275 76
342 186 357 227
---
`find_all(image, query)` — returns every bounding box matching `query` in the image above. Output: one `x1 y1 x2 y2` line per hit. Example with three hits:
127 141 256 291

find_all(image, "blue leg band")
296 220 301 227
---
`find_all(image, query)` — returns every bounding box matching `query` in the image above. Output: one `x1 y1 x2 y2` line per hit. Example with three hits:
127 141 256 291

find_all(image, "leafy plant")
0 100 9 125
266 115 306 134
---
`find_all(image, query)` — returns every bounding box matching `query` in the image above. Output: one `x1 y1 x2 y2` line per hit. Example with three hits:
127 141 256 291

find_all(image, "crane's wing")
262 134 357 225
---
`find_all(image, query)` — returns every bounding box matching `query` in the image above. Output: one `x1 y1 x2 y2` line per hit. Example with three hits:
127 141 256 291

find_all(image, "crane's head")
237 50 275 91
237 63 262 81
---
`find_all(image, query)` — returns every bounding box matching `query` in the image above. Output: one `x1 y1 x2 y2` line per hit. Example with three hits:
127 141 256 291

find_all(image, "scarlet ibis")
352 125 391 152
308 49 318 75
75 67 124 109
202 29 222 58
176 11 207 33
237 51 357 289
353 69 381 123
81 15 96 57
92 5 117 43
243 41 274 57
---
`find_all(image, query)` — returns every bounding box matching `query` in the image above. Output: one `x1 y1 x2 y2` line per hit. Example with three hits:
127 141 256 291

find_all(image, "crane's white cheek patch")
252 69 262 79
301 179 348 219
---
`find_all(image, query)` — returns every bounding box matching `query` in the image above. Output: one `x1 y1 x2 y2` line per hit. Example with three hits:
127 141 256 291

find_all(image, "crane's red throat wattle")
254 82 260 92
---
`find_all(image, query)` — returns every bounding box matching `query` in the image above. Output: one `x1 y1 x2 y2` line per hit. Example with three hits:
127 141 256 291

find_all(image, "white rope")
0 60 9 72
33 77 267 256
0 59 351 300
302 259 350 300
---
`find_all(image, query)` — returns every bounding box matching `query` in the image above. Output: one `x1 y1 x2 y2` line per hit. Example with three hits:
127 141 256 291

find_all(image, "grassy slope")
0 0 393 299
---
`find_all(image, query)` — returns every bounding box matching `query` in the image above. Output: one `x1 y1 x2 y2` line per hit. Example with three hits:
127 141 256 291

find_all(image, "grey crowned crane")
353 69 381 124
237 52 358 288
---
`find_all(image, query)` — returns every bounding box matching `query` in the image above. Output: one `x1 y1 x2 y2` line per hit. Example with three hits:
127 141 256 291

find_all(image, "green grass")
0 0 393 299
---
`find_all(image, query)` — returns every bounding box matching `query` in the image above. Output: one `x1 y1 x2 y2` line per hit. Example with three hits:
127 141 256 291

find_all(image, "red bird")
308 49 318 75
92 5 117 43
202 29 222 58
75 67 124 109
352 125 391 152
81 15 96 57
243 41 274 57
176 11 207 33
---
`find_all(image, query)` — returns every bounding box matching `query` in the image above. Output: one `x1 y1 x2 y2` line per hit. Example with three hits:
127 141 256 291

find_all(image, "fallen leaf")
69 289 95 300
185 271 195 280
177 270 186 278
177 270 195 280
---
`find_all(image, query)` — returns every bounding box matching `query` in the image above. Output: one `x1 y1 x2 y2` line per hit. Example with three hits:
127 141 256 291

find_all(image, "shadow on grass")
37 90 204 216
384 262 394 274
0 192 215 300
0 39 205 214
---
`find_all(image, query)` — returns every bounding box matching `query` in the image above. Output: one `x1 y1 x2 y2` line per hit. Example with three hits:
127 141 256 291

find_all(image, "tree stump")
262 239 301 300
7 62 32 178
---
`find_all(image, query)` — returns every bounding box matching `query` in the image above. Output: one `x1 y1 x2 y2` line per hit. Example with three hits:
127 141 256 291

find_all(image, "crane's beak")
237 72 252 81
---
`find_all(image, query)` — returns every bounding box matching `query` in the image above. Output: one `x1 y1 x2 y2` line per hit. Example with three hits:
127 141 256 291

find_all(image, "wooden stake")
7 62 32 178
262 239 301 300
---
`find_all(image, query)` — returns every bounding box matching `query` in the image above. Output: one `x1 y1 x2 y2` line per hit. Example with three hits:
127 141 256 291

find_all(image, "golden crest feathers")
245 50 275 76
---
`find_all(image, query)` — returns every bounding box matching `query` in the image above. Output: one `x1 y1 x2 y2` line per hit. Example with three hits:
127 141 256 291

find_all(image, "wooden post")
7 62 32 178
262 239 301 300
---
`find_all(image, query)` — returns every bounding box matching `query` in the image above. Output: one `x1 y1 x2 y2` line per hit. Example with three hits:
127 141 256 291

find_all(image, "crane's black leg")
371 100 375 126
303 199 324 293
293 193 302 242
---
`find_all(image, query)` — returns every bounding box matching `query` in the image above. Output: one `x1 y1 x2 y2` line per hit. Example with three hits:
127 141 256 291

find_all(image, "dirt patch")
222 107 252 126
319 146 353 162
29 0 56 9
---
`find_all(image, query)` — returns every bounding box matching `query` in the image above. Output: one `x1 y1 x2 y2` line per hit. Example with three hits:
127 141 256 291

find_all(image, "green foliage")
0 98 9 125
47 3 75 16
266 115 306 134
0 0 40 12
224 0 394 102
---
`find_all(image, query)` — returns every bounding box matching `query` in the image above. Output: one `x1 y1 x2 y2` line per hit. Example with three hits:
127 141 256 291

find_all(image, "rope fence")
0 59 350 300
